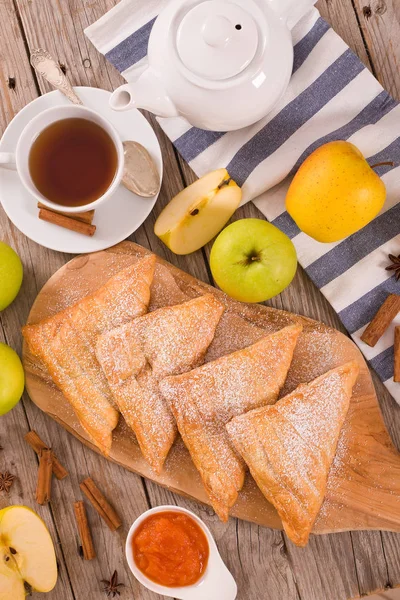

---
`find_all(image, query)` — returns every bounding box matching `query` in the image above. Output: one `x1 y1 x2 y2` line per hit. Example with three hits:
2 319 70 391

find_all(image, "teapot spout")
267 0 317 29
109 69 179 118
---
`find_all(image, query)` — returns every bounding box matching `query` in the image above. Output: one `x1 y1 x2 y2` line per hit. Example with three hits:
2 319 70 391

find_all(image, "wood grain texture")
353 0 400 98
1 0 400 598
285 534 360 600
23 242 400 536
0 0 38 128
316 0 371 68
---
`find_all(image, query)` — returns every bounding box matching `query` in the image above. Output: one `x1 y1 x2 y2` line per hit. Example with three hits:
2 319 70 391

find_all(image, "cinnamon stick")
74 501 96 560
37 202 95 225
80 477 121 531
25 430 68 480
361 294 400 347
39 208 96 236
394 326 400 383
36 449 53 505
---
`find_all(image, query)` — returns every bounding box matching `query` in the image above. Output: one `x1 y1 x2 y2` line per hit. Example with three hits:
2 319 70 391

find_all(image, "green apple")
210 219 297 303
0 242 23 311
0 505 58 598
0 343 24 415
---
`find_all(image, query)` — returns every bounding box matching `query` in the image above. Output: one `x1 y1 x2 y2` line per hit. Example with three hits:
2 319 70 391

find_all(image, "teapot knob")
202 15 232 47
176 1 259 81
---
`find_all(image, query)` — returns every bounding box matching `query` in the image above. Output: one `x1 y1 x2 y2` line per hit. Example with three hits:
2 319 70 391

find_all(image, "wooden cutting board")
23 241 400 535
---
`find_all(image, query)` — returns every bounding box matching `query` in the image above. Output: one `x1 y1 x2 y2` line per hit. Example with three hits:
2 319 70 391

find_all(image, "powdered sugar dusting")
227 362 359 544
205 312 269 363
22 256 155 453
25 247 374 534
96 294 224 472
160 324 302 519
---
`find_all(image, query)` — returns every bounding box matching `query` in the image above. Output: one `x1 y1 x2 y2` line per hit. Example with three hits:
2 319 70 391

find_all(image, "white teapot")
109 0 317 131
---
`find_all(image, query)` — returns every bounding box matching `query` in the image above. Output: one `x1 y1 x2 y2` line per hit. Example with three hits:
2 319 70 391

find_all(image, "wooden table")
1 1 400 599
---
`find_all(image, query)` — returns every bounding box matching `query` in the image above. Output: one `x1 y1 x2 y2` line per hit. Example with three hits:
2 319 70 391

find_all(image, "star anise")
101 571 125 598
386 254 400 281
0 472 16 494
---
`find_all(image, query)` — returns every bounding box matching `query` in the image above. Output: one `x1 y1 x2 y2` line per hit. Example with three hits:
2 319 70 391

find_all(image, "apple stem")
370 161 395 169
218 178 232 189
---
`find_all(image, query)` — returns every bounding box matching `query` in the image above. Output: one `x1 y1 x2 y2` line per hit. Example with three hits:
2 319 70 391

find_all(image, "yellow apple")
0 505 58 598
154 169 242 255
286 141 387 243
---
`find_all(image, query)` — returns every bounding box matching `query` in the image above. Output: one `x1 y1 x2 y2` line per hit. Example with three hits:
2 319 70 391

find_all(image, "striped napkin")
86 1 400 404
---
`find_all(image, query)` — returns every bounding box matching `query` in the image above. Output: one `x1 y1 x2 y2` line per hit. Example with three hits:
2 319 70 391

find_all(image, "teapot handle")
268 0 317 30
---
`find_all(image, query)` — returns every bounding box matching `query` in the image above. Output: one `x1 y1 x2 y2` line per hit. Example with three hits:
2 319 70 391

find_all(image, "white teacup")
0 105 124 214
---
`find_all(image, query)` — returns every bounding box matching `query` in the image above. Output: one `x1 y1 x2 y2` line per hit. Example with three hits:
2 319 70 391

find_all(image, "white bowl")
125 505 237 600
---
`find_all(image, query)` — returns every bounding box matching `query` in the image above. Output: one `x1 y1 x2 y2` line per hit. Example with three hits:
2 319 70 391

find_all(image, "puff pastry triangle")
96 293 225 473
160 324 302 521
227 361 359 546
23 255 156 455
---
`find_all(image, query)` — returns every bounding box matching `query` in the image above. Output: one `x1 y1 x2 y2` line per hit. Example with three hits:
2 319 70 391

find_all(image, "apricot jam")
132 511 209 587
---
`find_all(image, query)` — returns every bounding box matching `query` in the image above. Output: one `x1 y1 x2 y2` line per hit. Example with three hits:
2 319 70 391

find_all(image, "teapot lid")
176 1 260 81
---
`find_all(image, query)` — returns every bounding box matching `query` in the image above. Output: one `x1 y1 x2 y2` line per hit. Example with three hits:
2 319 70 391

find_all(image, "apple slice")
154 168 242 255
0 506 58 595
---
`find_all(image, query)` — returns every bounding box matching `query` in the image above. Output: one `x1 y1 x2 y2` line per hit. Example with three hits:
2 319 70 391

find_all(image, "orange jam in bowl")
132 510 209 588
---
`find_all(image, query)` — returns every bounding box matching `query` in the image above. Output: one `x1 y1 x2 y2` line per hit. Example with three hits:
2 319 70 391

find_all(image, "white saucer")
0 87 163 254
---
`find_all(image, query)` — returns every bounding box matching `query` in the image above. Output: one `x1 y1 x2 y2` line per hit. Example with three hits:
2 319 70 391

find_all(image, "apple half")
0 505 58 599
154 169 242 255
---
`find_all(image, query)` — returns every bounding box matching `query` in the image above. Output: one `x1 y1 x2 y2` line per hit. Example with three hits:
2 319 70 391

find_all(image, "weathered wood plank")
285 533 361 600
315 0 400 103
381 531 400 589
0 0 38 128
353 0 400 98
350 531 390 596
316 0 372 69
